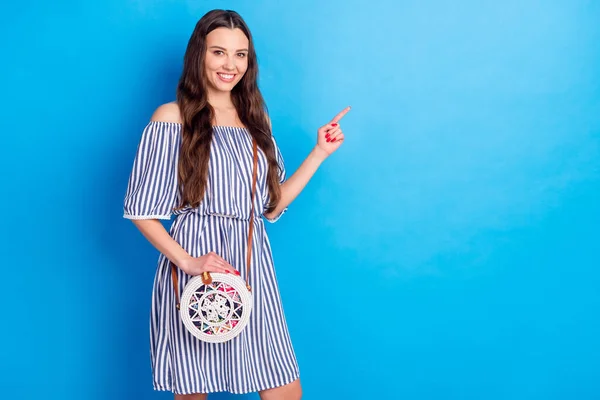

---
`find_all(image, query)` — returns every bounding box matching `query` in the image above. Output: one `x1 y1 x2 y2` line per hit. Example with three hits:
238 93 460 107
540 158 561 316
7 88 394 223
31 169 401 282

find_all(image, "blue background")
2 1 599 399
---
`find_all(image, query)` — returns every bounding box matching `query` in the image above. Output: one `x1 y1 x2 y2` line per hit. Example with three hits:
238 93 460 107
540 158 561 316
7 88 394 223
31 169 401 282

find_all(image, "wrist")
174 254 193 271
311 145 329 163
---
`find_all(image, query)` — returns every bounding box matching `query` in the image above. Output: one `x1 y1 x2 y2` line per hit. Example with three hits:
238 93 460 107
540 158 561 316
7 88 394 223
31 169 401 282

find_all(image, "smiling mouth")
217 73 236 82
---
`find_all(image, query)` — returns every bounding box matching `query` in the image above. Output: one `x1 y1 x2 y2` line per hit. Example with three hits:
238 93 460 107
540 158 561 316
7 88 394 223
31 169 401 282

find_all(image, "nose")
223 55 235 71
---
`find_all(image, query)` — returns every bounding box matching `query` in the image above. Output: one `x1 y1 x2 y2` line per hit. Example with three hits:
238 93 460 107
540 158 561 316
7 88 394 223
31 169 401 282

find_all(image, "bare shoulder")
150 102 182 123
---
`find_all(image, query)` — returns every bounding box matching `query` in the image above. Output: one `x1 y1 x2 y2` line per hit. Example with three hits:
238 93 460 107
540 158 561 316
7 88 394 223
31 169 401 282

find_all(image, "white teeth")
218 73 234 79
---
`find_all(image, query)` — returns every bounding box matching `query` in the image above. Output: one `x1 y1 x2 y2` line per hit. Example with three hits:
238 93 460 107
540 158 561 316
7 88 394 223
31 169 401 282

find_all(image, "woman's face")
204 27 249 93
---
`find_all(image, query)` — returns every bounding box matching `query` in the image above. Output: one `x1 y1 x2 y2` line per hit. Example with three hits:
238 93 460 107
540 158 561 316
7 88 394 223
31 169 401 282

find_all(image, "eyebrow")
209 46 249 52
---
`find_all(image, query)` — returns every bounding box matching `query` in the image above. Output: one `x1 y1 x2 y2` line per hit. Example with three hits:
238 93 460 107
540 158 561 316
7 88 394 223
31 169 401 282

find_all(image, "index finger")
330 106 351 124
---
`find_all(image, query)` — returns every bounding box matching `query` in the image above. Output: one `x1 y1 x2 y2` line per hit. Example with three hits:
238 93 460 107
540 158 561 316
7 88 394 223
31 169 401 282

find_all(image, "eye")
237 53 247 58
213 50 224 56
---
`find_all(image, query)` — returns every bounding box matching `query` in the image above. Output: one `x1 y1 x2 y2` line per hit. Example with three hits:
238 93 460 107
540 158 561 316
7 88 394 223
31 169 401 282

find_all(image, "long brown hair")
176 9 281 212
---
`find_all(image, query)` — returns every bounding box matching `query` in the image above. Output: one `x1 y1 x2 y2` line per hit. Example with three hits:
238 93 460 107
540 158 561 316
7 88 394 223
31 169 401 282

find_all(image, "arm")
263 145 329 220
126 106 191 266
131 219 237 275
131 219 191 267
263 106 350 220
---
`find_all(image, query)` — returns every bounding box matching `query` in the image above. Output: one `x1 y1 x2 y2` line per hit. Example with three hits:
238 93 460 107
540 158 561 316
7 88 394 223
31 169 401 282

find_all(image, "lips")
217 73 236 83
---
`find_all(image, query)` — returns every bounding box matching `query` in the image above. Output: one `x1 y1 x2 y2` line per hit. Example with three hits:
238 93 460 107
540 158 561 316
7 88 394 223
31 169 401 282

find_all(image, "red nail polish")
235 271 241 275
332 123 338 127
326 138 330 142
225 270 230 274
326 133 330 138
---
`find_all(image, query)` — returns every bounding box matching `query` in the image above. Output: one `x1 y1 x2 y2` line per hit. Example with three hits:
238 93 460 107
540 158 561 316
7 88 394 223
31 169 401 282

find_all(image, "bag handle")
171 139 258 309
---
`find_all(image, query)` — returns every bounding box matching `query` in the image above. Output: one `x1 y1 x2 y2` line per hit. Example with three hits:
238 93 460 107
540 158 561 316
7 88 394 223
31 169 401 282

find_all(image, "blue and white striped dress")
123 121 300 395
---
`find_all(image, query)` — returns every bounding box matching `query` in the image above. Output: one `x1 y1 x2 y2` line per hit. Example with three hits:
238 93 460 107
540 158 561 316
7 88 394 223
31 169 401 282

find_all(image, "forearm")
264 145 328 219
131 219 191 266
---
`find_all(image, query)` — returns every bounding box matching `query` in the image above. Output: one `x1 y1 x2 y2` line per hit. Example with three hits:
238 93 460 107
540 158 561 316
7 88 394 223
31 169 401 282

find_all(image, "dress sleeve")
123 122 181 220
264 135 288 223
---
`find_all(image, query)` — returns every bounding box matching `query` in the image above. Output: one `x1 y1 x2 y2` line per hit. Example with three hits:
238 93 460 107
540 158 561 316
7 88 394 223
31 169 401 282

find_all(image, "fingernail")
330 138 336 142
235 271 241 275
332 123 338 127
326 133 330 138
225 270 230 274
326 138 330 142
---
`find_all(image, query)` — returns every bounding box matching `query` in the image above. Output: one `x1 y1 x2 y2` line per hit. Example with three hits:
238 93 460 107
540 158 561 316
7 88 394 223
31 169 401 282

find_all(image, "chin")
216 81 241 92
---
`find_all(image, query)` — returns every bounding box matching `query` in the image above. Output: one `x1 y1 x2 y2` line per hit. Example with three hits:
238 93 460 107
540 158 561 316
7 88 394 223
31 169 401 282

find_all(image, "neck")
207 88 234 109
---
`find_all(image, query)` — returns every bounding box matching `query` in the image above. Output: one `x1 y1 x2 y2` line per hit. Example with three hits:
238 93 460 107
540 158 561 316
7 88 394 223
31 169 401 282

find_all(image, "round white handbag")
176 272 253 343
170 140 258 343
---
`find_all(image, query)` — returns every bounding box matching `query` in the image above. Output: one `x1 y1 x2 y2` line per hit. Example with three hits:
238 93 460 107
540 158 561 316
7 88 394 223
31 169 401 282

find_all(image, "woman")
123 9 349 399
